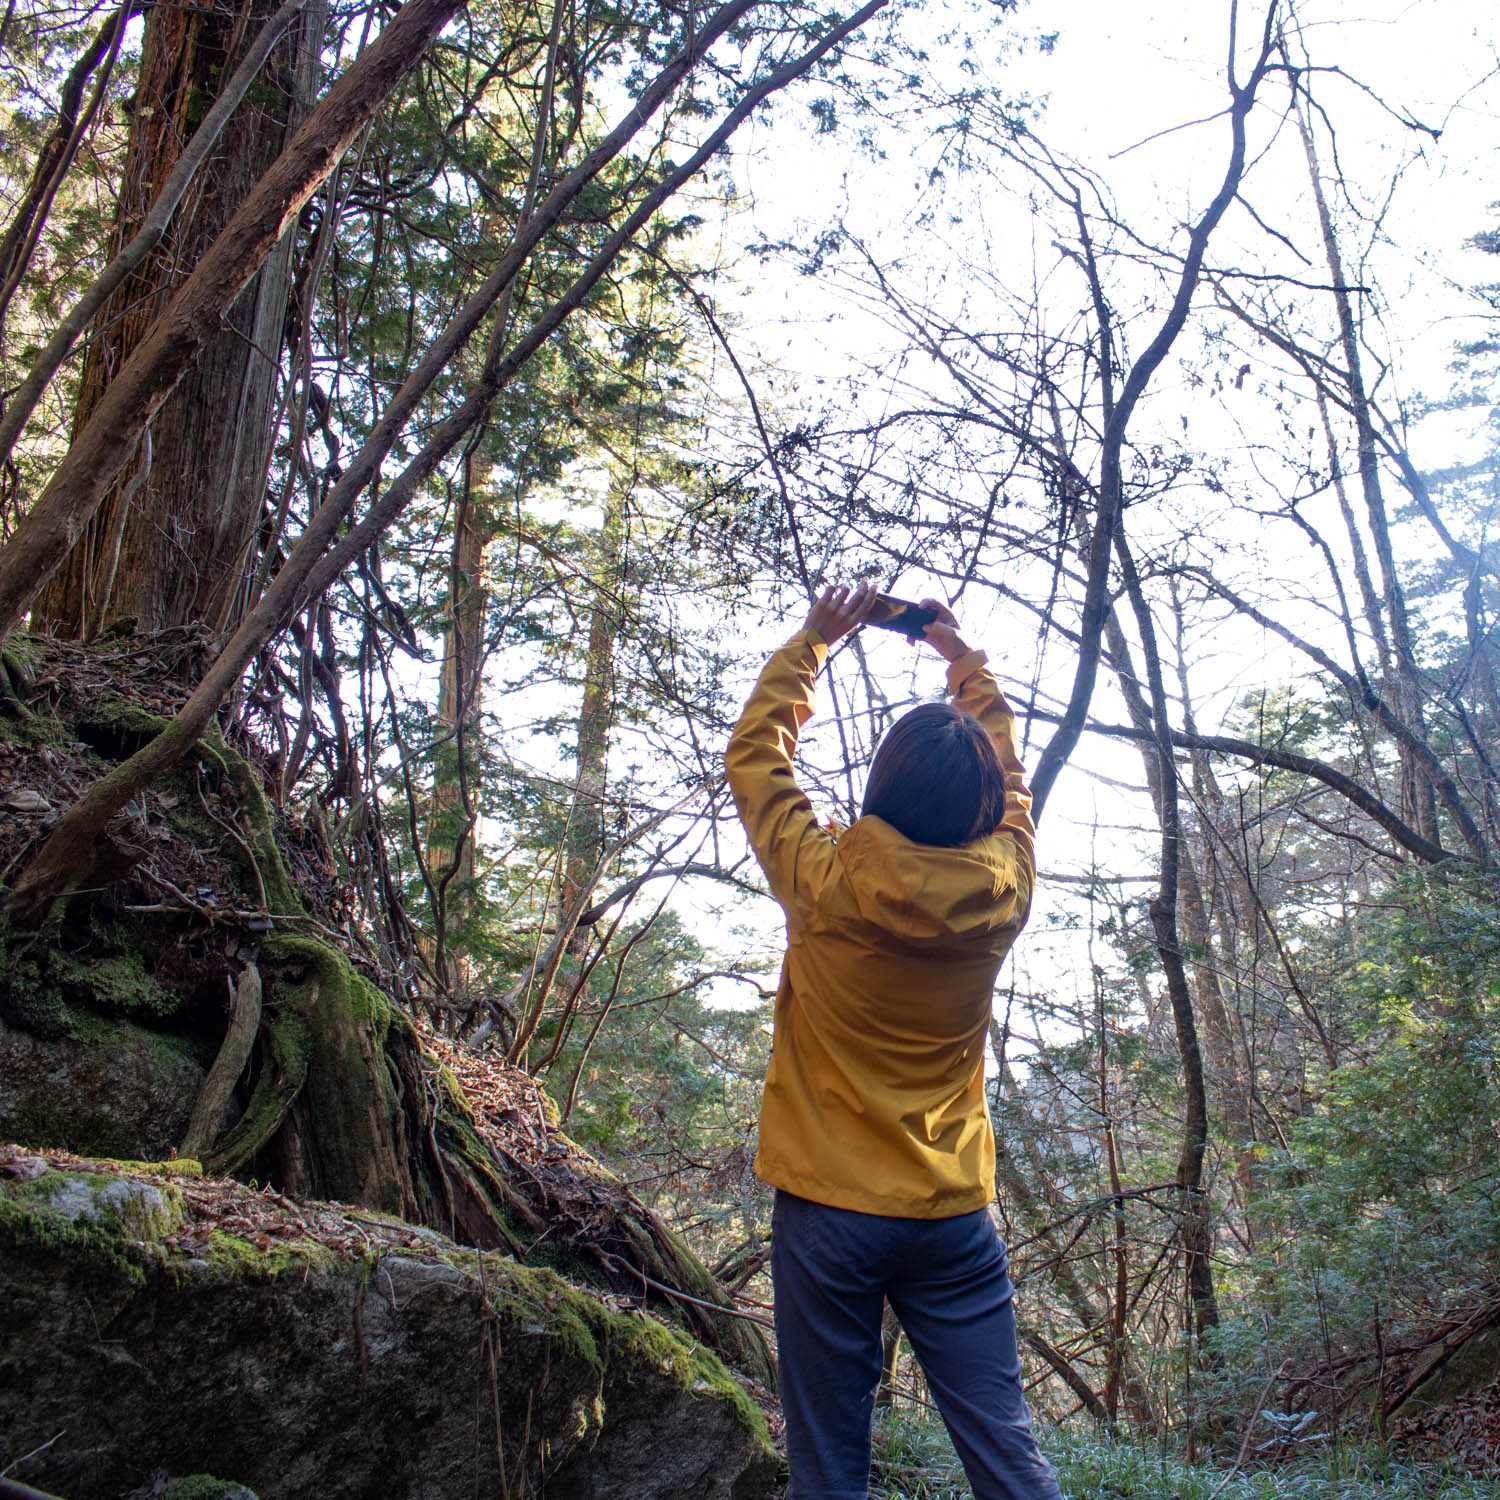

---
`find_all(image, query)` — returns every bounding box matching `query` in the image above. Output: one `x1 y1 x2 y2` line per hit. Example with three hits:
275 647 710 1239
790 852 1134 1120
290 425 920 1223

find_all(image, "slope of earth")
0 630 778 1494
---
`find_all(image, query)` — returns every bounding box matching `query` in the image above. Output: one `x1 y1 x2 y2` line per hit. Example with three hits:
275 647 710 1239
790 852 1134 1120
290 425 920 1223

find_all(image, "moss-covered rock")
0 1151 777 1500
56 949 181 1017
1390 1323 1500 1419
0 1013 208 1157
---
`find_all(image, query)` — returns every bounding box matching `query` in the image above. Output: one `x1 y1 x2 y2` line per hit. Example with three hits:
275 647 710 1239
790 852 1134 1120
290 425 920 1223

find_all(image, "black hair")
861 703 1006 848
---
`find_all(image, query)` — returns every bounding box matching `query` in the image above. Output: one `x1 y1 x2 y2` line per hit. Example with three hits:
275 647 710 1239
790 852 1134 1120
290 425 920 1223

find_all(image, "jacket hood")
834 814 1029 948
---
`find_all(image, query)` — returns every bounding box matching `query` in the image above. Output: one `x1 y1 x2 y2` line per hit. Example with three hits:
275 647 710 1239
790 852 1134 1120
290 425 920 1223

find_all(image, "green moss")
84 698 172 750
155 1477 259 1500
4 1165 186 1242
2 1014 209 1157
0 636 57 746
71 706 297 916
3 631 40 675
0 909 74 1037
204 976 313 1177
480 1255 605 1373
604 1293 771 1443
0 1172 149 1305
56 949 179 1017
1 1161 320 1294
1 884 175 1041
472 1251 771 1451
2 1159 773 1485
201 1229 322 1283
203 729 298 914
204 934 407 1209
426 1090 531 1255
113 1157 203 1180
512 1125 773 1387
8 1155 751 1431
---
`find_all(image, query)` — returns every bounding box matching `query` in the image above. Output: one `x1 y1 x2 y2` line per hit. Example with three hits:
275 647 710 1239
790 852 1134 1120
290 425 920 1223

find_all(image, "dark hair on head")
861 703 1006 848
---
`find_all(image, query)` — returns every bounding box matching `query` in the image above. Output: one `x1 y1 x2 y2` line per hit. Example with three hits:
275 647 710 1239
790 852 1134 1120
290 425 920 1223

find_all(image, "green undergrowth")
869 1408 1499 1499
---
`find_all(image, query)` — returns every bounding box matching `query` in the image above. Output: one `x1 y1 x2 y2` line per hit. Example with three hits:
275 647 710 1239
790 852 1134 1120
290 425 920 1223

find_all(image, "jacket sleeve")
946 649 1037 891
725 627 838 914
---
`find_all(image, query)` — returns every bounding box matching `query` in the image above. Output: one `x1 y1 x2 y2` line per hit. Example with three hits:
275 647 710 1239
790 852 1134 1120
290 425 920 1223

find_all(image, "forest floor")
871 1408 1500 1499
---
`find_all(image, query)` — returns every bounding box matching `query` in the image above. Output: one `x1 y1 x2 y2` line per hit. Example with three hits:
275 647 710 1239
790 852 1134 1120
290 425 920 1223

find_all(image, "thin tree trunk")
1029 2 1282 819
0 1 137 340
1105 612 1239 1079
1097 971 1128 1425
1315 386 1394 689
560 494 623 945
426 0 562 994
1291 74 1438 845
426 458 490 991
1113 532 1219 1341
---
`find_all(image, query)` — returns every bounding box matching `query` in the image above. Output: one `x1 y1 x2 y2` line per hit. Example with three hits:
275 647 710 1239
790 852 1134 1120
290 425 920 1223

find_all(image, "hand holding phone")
863 594 939 640
805 581 879 645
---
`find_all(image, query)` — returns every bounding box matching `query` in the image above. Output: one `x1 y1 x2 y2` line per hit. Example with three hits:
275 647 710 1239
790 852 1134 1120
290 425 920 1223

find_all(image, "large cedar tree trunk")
32 0 324 640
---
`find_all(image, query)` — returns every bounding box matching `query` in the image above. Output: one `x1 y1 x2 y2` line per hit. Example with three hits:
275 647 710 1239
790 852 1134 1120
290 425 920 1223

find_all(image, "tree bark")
425 458 490 987
0 0 471 646
1113 531 1219 1341
560 492 623 945
180 960 263 1160
0 0 310 478
32 0 326 641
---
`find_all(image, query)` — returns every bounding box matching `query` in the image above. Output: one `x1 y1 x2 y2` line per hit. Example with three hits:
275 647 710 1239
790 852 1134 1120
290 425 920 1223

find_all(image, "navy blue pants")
772 1190 1063 1500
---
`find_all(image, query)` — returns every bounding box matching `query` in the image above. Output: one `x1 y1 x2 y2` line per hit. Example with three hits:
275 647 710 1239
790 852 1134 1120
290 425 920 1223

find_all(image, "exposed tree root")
180 960 262 1160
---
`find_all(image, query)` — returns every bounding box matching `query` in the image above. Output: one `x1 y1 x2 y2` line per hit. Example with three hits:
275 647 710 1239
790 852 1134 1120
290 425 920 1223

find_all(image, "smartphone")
864 593 938 640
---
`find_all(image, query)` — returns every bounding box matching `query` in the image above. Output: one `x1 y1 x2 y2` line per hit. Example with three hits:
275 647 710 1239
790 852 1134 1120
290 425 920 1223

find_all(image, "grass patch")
868 1408 1498 1499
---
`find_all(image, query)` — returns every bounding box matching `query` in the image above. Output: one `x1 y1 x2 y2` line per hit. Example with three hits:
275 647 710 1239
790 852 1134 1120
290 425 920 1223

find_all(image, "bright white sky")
675 0 1500 1033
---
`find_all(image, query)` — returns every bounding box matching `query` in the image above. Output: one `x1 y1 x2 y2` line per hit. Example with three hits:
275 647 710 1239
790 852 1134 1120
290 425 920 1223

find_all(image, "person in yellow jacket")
727 580 1062 1500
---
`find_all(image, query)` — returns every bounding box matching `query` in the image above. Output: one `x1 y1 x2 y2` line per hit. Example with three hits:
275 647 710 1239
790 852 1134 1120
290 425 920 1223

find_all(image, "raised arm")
725 584 877 911
921 599 1037 884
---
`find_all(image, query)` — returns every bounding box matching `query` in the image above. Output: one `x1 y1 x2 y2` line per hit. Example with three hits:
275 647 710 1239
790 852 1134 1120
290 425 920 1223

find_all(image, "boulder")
0 1013 207 1160
0 1147 778 1499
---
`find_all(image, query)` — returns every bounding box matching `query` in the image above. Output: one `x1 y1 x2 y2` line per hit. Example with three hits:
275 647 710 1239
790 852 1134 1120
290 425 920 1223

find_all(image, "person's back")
726 581 1061 1500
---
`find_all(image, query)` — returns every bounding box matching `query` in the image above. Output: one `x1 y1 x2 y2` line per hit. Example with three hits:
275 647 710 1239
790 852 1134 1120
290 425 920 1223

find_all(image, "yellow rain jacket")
726 627 1036 1218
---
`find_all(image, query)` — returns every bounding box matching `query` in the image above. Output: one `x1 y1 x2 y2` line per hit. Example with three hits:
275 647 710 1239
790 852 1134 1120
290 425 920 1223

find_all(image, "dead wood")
180 960 263 1160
